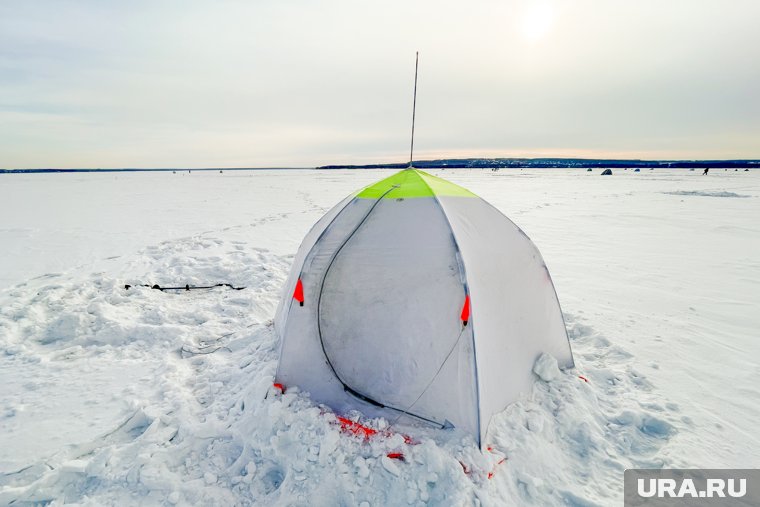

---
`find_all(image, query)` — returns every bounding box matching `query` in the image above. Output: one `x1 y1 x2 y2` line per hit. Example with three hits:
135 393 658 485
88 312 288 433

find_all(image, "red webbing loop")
460 295 470 326
293 279 304 306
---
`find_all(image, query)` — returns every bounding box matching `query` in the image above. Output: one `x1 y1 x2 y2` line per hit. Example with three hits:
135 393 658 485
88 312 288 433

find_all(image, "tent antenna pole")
408 51 419 169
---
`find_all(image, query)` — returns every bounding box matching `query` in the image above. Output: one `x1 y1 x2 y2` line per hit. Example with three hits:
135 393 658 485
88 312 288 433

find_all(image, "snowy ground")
1 168 758 505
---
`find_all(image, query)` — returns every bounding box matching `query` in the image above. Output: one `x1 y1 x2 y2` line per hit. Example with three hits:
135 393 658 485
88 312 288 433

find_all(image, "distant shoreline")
319 157 760 170
1 157 758 173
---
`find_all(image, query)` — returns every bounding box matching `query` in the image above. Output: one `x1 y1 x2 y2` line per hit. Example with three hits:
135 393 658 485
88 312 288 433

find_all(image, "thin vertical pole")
409 51 419 168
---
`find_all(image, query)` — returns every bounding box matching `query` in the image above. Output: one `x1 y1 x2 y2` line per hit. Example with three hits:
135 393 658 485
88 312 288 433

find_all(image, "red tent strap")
487 458 507 479
334 416 417 445
401 434 417 445
336 416 378 440
293 279 304 306
486 445 508 480
460 295 470 326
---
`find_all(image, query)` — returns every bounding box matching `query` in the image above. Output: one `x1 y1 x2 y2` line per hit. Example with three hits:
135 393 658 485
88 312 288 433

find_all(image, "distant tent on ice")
274 168 574 445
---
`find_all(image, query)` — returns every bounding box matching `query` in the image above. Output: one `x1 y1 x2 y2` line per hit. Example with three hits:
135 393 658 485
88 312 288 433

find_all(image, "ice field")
0 168 758 505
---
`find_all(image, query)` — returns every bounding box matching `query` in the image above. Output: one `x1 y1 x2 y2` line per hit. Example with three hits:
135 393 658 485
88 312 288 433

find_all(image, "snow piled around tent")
0 233 679 506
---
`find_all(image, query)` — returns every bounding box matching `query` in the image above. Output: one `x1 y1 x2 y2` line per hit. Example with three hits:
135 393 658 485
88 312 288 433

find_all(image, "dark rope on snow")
124 283 245 291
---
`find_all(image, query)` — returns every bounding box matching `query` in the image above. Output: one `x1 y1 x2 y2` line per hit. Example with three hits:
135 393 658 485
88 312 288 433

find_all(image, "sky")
1 0 759 168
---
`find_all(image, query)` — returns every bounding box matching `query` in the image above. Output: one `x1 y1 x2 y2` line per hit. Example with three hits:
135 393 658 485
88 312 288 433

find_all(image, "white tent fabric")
274 169 573 446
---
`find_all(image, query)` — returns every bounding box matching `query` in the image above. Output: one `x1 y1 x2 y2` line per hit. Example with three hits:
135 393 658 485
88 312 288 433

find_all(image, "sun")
520 2 555 42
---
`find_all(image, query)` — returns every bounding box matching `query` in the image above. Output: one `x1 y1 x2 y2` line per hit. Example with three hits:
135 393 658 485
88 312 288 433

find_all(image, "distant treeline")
319 158 760 170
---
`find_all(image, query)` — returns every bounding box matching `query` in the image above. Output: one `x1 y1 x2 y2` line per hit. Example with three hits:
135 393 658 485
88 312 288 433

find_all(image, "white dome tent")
273 168 573 446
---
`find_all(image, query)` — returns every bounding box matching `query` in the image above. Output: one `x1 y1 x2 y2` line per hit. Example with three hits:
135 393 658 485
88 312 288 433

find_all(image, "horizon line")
2 155 760 172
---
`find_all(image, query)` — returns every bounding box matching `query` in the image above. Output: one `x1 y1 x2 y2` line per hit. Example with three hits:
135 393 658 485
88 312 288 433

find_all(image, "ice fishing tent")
274 169 573 445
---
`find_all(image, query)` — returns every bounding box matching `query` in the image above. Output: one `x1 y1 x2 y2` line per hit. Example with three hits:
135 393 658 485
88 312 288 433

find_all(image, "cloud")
1 0 759 168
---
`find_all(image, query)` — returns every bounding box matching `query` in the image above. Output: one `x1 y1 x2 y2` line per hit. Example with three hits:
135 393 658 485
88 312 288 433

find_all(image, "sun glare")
520 3 555 42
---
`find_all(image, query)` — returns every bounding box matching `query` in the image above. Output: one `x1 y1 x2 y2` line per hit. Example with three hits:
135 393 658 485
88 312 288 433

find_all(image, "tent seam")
428 191 483 448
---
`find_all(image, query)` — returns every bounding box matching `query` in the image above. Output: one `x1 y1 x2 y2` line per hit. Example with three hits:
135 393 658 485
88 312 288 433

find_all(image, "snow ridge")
664 190 751 198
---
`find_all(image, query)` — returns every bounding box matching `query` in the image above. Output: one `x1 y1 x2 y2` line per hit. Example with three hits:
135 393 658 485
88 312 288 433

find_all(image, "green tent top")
356 169 477 199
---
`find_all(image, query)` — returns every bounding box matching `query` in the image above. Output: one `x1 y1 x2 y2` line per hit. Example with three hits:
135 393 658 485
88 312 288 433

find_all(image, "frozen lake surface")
1 168 758 505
